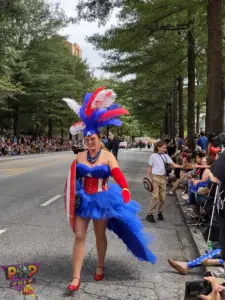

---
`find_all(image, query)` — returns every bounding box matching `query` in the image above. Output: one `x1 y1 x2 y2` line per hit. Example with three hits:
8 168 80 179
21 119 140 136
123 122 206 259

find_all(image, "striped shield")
64 160 76 232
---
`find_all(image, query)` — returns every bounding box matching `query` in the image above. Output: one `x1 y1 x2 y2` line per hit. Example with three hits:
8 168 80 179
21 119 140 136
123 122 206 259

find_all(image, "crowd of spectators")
0 135 72 157
161 133 225 299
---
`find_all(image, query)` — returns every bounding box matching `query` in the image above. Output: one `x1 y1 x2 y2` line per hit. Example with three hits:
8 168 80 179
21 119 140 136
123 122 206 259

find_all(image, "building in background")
64 41 82 58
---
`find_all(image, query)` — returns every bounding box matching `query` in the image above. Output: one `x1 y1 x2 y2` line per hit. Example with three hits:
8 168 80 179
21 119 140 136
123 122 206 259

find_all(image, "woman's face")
84 134 100 152
202 157 207 165
196 155 202 165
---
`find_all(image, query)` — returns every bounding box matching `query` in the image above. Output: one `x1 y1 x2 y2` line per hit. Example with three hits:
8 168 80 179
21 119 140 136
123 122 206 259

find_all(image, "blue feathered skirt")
75 182 157 264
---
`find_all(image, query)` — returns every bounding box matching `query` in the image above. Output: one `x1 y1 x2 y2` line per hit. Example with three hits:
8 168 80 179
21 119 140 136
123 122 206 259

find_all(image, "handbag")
159 154 172 175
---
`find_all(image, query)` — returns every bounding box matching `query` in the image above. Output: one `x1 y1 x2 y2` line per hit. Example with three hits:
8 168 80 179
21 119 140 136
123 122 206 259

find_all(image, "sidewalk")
176 190 225 281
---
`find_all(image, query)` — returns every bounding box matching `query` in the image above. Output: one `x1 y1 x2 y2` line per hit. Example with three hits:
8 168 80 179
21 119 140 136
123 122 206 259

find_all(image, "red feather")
98 108 129 122
85 86 105 118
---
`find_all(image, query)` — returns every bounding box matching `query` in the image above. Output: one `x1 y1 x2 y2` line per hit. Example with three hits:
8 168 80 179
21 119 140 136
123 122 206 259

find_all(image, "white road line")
0 228 8 235
40 195 62 207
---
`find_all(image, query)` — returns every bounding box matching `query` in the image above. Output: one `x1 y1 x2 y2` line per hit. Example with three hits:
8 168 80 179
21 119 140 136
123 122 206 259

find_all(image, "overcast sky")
50 0 118 77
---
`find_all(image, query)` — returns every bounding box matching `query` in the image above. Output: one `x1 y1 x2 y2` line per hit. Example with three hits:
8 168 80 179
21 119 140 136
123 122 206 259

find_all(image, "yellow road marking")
0 168 27 172
0 155 72 178
1 170 29 178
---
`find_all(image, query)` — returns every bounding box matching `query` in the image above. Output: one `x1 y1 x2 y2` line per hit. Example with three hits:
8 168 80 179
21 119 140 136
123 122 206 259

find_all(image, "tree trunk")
205 95 209 133
36 105 39 138
168 102 172 139
48 118 53 139
207 0 224 134
160 124 164 139
164 108 169 135
196 100 200 134
61 130 64 140
13 105 20 139
187 14 196 151
172 79 177 142
178 76 184 138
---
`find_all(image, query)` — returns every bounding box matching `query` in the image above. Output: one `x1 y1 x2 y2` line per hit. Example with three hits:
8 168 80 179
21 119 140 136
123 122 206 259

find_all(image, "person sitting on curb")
168 249 224 275
168 152 204 196
186 158 218 222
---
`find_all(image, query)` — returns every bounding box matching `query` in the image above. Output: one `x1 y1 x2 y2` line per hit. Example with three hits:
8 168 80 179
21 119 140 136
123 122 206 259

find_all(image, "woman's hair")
154 141 166 153
100 141 106 150
196 152 204 159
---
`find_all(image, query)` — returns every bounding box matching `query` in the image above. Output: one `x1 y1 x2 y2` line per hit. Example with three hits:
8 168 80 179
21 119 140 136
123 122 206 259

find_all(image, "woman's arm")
195 164 211 169
208 142 212 155
108 151 119 169
193 169 210 185
208 170 220 183
108 152 130 203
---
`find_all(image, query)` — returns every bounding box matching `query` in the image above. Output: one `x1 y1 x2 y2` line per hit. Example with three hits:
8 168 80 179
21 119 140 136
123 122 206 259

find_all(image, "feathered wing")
69 122 86 135
90 89 116 109
99 119 123 127
85 87 105 118
62 98 81 116
98 108 129 123
63 88 129 135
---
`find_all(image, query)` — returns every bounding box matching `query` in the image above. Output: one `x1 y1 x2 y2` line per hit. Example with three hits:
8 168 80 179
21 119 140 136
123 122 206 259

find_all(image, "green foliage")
76 0 224 137
0 0 94 137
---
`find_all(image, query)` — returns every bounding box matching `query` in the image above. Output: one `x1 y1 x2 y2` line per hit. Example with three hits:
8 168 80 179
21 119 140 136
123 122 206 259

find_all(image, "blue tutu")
76 179 157 264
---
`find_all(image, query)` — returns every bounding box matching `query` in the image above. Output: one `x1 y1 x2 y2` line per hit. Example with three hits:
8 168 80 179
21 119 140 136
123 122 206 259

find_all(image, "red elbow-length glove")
111 167 130 203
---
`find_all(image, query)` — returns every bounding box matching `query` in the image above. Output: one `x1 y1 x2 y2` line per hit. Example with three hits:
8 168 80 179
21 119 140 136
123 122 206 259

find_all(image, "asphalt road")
0 150 201 300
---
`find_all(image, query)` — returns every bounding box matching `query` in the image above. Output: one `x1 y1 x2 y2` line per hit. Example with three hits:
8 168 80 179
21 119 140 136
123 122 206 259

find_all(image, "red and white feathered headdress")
62 87 129 136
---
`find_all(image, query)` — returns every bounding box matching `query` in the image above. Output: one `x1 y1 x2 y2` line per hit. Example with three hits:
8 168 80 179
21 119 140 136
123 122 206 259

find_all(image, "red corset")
83 177 108 194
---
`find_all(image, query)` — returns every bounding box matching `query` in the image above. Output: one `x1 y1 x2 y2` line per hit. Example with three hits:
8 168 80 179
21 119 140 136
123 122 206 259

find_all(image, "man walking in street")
146 141 184 223
111 137 120 160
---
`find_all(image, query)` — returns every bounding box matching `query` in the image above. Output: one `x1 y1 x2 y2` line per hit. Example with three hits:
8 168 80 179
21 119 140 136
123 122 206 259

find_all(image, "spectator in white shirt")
146 141 183 223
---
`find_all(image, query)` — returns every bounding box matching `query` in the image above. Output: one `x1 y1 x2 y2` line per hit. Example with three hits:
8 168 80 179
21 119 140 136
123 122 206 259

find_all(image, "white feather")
69 122 85 135
91 89 116 109
62 98 81 116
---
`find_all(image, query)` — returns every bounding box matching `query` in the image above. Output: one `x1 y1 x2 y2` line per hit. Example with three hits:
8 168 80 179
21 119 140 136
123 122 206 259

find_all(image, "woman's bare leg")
93 219 108 274
71 216 90 285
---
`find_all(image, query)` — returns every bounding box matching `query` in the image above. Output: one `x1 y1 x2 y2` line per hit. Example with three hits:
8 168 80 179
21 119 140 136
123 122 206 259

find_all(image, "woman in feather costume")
62 87 157 296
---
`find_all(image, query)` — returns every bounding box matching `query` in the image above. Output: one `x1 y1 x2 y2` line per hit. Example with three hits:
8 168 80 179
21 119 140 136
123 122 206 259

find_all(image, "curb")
176 190 205 257
175 190 224 279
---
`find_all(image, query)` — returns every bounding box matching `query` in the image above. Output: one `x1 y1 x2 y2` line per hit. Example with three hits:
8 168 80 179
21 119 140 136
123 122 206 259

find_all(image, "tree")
76 0 225 141
177 76 184 138
206 0 224 134
187 9 196 150
24 36 94 138
76 0 208 142
0 0 95 137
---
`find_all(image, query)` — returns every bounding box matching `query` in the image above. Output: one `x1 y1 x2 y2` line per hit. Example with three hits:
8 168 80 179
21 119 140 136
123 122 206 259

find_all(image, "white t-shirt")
148 153 173 176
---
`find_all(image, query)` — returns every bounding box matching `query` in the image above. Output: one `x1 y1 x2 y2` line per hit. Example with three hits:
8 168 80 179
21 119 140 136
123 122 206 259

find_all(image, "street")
0 150 201 300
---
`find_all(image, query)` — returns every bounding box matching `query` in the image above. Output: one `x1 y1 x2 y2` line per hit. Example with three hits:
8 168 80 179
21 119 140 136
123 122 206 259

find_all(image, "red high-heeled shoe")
65 277 80 296
94 267 104 281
